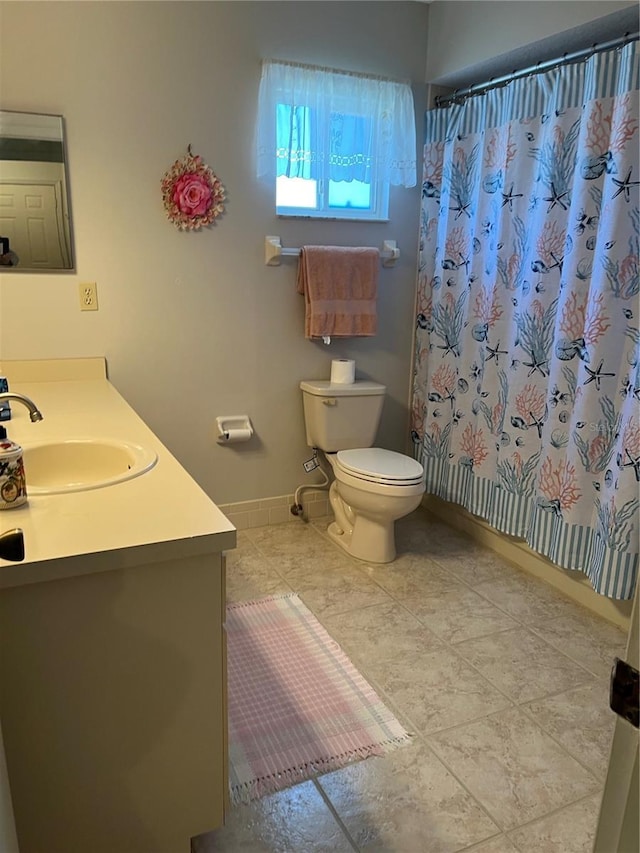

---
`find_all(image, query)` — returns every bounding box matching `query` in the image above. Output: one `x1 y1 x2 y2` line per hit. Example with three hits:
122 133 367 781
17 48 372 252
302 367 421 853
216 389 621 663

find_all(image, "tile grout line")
324 604 605 828
243 526 609 732
422 727 603 846
382 554 617 686
310 777 362 853
418 734 510 838
431 552 627 651
229 514 612 848
242 523 609 781
516 700 611 782
503 788 605 848
239 532 620 691
454 831 517 852
397 657 607 795
263 588 516 843
341 580 602 722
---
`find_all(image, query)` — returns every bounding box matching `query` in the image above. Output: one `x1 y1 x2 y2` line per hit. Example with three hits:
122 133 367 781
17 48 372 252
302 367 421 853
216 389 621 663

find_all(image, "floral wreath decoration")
161 145 225 231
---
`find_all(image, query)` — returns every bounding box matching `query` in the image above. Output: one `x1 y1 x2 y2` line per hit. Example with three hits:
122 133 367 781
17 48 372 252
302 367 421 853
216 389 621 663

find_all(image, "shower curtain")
412 40 639 599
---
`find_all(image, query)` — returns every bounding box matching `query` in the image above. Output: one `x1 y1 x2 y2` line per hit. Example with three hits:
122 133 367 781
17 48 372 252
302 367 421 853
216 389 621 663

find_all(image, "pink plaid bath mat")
226 593 412 805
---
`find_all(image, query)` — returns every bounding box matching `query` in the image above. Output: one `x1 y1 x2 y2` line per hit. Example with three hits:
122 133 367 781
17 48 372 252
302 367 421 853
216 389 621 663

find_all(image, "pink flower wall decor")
161 146 225 230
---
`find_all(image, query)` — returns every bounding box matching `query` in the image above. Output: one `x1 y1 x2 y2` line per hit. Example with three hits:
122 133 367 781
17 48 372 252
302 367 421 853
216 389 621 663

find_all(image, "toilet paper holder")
216 415 254 444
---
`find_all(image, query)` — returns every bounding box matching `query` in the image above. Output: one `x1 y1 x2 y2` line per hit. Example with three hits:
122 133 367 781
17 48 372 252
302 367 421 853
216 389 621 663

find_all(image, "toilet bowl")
325 448 425 563
300 378 425 563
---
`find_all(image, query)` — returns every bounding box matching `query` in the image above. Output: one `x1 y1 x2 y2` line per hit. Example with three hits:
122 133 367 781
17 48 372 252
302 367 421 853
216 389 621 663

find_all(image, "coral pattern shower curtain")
412 41 639 599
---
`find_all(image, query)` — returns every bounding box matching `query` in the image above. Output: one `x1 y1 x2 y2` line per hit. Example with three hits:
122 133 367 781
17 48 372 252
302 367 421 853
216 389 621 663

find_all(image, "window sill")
276 214 390 224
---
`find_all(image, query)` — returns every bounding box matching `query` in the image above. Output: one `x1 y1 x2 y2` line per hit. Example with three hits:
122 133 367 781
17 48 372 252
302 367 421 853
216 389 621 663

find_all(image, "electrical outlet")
79 282 98 311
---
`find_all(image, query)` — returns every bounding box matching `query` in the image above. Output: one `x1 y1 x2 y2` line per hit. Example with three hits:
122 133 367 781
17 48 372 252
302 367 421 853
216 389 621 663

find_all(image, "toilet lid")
336 448 424 485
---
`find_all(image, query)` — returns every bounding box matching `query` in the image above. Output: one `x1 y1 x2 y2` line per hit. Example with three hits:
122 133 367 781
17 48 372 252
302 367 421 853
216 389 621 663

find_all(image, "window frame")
274 103 390 222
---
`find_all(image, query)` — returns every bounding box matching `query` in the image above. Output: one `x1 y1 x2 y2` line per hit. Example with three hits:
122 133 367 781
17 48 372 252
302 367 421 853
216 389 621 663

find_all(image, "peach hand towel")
296 246 379 339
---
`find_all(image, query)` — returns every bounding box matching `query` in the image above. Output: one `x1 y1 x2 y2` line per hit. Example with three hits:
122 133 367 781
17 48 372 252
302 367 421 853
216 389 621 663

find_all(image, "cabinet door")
1 552 228 852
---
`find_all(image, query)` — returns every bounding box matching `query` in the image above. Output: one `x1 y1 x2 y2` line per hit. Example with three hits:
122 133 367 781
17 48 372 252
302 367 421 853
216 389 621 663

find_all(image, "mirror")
0 110 74 271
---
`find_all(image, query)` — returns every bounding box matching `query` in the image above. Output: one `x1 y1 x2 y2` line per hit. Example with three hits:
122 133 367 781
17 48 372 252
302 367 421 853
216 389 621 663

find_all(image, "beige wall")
427 0 637 83
0 1 429 504
2 1 632 507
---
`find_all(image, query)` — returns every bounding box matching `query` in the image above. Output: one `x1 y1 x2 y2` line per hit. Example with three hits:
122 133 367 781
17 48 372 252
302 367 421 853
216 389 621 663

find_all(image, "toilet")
300 379 425 563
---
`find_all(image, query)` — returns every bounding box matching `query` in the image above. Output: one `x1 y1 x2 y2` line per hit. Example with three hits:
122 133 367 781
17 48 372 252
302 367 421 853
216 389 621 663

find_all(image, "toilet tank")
300 379 386 451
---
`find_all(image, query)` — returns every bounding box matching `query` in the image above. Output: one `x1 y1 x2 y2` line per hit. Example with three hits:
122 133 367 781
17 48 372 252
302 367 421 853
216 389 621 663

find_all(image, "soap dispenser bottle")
0 426 27 509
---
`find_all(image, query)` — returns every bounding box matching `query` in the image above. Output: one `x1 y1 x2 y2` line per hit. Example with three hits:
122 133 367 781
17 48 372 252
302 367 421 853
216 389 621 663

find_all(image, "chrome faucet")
0 392 44 422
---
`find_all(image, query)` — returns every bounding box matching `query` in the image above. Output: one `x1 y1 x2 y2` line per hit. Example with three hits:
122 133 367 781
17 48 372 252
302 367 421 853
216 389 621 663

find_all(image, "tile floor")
194 507 628 853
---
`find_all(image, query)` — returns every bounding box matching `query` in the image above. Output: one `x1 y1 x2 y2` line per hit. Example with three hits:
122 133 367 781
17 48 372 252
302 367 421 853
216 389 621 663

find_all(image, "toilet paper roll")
330 358 356 384
221 428 252 443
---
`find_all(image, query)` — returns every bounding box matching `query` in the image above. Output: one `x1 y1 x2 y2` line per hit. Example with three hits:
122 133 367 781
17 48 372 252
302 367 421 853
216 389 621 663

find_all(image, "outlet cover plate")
79 282 98 311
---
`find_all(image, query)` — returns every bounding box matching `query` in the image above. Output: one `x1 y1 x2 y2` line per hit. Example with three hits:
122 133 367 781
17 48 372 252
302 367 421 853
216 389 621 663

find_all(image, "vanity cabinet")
0 359 236 853
1 552 227 852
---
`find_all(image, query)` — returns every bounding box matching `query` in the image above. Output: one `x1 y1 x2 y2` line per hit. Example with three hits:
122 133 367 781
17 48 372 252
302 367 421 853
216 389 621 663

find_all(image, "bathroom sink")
22 439 158 495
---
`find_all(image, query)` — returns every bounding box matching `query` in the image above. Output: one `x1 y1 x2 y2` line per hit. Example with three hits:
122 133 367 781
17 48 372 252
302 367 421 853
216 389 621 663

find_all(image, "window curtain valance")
256 59 417 187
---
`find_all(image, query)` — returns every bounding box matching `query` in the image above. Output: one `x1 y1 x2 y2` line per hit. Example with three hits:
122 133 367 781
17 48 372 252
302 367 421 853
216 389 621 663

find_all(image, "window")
257 60 417 221
274 105 386 219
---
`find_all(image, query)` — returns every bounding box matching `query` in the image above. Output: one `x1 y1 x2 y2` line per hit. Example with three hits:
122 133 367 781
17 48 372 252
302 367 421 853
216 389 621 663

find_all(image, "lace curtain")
412 41 639 599
256 59 417 188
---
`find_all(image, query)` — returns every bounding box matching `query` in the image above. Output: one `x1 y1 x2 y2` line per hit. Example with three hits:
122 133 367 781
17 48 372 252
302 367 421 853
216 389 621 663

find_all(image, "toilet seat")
335 448 424 486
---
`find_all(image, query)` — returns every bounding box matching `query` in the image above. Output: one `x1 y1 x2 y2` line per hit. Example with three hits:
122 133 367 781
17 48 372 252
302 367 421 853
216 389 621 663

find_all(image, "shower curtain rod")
434 30 639 108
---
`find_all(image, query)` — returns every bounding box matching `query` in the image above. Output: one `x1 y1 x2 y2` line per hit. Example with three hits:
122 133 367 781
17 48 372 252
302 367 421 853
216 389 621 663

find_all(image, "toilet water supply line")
290 448 330 519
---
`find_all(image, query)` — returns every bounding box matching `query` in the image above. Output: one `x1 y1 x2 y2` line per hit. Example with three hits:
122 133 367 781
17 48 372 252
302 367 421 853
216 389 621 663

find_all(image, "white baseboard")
219 490 330 531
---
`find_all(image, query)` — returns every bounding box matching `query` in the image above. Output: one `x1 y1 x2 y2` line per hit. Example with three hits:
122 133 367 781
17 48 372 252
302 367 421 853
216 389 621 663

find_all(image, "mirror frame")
0 109 75 273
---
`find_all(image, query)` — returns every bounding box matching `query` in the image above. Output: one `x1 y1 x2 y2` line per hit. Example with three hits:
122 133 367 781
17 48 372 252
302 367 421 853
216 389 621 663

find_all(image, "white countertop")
0 373 236 588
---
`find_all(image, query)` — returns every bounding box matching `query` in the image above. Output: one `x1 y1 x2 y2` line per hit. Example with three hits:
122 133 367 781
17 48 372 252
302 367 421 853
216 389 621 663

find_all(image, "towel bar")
265 236 400 268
